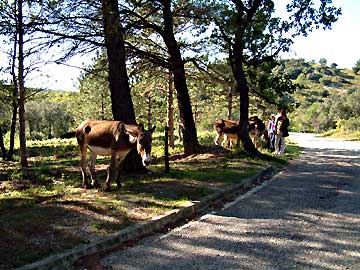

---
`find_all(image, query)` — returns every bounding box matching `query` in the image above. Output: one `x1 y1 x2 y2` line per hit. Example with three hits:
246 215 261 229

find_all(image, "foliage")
130 69 169 129
353 59 360 74
281 59 360 134
0 84 12 131
26 100 74 140
75 53 112 122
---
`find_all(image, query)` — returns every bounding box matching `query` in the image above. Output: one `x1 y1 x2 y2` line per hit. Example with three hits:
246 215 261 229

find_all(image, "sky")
277 0 360 69
0 0 359 92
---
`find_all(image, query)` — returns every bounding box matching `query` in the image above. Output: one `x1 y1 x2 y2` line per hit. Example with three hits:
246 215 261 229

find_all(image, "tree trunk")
237 79 257 155
170 52 199 155
29 122 33 137
232 4 258 156
0 88 18 161
48 122 52 139
8 27 19 161
0 127 7 160
17 0 28 167
161 0 199 155
147 95 152 129
167 71 174 147
227 87 233 120
101 0 145 172
101 0 135 124
101 93 105 120
7 92 18 161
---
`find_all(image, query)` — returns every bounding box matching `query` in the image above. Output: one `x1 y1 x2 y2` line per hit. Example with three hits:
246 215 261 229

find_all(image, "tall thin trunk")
101 0 135 124
0 127 7 160
8 25 19 161
147 95 152 129
193 101 198 124
170 55 199 155
161 0 199 155
8 102 17 160
48 122 52 139
101 93 105 120
227 87 233 120
167 71 174 147
17 0 28 167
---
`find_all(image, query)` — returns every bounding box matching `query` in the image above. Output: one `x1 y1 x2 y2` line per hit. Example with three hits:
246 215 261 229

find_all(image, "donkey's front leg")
80 145 91 189
214 132 222 145
89 152 100 188
115 159 126 189
104 151 118 191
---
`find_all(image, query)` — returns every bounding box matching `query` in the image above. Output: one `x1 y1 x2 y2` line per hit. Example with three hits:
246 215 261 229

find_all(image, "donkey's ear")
124 124 138 143
115 123 125 142
138 123 144 131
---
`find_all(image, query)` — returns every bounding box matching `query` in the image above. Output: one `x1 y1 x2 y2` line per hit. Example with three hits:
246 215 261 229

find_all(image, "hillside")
277 59 360 135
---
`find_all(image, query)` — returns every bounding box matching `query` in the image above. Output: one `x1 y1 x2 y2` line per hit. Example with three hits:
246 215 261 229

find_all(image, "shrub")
342 117 360 132
306 73 322 82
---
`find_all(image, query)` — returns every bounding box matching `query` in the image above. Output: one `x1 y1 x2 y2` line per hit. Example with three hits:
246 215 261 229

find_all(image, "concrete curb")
16 166 274 270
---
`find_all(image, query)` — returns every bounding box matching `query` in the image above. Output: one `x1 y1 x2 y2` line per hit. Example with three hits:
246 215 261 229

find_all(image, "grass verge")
322 129 360 141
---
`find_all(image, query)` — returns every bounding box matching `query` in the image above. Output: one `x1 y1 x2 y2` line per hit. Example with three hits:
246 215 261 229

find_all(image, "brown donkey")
213 117 268 148
63 119 155 191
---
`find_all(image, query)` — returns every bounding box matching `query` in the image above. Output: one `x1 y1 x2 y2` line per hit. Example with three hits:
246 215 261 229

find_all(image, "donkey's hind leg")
89 152 100 188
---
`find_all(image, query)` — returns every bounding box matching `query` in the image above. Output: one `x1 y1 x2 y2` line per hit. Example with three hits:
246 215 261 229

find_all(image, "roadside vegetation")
321 129 360 141
281 59 360 140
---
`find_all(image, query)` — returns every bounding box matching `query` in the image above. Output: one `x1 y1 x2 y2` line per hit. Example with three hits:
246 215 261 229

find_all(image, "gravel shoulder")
101 133 360 270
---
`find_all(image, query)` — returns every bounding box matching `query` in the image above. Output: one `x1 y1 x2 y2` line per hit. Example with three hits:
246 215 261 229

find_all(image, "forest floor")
0 140 299 269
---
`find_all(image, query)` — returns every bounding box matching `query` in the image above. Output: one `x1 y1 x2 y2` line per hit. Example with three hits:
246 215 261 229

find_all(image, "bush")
27 131 46 141
306 73 322 82
342 117 360 132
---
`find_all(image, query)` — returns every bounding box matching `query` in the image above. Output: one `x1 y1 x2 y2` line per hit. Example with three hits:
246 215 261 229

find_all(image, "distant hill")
277 59 360 134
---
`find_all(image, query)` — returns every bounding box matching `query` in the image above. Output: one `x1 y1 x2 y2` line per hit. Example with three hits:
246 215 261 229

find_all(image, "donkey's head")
125 123 156 166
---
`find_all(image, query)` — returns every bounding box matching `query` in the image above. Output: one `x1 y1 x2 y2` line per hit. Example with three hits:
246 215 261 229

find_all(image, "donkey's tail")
60 131 76 139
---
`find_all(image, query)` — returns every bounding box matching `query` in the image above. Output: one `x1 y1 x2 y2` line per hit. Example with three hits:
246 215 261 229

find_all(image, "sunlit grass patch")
322 129 360 141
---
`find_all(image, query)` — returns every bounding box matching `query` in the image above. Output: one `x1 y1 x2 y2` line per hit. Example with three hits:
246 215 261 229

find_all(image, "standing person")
274 107 283 151
275 109 290 155
268 114 276 152
275 107 282 121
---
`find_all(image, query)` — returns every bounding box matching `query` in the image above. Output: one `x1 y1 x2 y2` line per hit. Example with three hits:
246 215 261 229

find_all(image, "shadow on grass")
0 203 84 269
0 197 134 269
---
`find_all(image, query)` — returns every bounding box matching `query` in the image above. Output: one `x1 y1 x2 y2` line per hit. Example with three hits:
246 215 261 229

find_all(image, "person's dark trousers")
269 133 275 152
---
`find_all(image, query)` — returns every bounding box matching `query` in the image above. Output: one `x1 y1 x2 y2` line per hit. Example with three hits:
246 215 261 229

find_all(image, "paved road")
100 133 360 270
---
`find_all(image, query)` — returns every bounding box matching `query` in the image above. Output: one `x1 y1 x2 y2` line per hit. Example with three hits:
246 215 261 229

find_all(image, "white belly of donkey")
88 145 112 156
